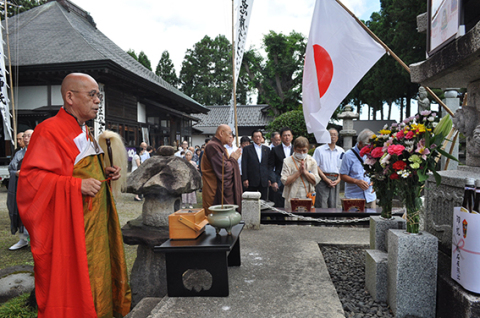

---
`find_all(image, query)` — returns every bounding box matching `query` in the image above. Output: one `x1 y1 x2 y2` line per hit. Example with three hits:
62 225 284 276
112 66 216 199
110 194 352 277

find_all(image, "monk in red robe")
17 73 131 318
201 124 243 213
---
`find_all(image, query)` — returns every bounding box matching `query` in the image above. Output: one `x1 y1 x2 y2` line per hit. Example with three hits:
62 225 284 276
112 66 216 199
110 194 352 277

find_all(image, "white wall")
137 102 146 123
14 85 63 110
15 86 48 109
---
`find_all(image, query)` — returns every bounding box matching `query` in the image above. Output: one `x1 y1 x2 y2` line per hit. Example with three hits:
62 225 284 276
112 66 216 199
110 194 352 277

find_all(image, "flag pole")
334 0 455 117
232 0 239 146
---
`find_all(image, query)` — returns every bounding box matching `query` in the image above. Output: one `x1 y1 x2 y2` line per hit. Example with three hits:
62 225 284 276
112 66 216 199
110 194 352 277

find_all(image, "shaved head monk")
201 124 243 213
17 73 131 317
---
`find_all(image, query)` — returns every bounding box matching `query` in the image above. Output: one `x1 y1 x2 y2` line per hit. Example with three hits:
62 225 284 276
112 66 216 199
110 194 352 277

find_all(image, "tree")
243 31 306 115
127 49 138 60
179 34 252 105
1 0 47 19
137 51 152 71
266 110 315 144
341 0 426 120
126 49 152 71
155 51 179 88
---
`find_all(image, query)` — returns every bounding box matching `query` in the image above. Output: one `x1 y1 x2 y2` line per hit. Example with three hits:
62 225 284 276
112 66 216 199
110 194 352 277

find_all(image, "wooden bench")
154 222 244 297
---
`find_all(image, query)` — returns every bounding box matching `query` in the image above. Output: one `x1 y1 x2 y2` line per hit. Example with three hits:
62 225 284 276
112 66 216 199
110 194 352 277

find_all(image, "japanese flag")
302 0 386 143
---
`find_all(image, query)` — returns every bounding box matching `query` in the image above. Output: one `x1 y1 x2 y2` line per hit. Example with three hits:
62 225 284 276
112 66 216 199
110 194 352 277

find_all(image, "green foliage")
155 51 179 88
179 35 251 106
126 49 138 60
342 0 426 120
137 51 152 71
1 0 47 19
266 110 315 144
243 31 306 115
0 293 37 318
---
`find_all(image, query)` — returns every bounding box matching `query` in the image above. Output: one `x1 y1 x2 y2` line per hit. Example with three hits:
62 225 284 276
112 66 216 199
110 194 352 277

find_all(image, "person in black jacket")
268 127 293 207
241 129 271 200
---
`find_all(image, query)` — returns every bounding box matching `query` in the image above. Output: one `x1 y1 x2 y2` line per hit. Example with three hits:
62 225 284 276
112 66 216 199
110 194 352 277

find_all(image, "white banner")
302 0 385 143
93 83 105 138
0 26 12 142
228 0 254 131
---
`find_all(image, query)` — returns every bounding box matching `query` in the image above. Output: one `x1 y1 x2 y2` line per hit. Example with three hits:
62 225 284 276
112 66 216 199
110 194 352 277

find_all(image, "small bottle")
462 178 475 213
473 179 480 214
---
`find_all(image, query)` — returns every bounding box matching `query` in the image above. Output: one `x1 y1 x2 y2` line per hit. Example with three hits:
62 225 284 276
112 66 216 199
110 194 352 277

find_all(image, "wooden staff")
106 138 114 167
335 0 454 117
221 152 224 208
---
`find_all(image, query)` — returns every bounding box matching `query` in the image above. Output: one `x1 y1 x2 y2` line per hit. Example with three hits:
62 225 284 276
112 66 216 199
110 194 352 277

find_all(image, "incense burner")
207 205 241 235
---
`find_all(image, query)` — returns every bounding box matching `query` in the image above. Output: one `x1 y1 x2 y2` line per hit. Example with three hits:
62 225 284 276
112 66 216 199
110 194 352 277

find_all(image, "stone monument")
338 105 359 152
123 146 202 307
410 7 480 318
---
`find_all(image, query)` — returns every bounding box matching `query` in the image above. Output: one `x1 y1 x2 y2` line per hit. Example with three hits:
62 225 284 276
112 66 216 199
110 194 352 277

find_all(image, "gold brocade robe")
73 153 131 318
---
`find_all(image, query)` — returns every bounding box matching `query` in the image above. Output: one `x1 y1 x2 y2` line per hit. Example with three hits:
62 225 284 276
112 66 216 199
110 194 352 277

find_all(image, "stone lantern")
338 105 359 151
123 146 202 306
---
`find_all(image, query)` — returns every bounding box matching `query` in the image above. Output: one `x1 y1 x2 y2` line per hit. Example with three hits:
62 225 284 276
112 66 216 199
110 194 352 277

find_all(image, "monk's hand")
106 165 121 181
230 148 242 161
81 178 102 197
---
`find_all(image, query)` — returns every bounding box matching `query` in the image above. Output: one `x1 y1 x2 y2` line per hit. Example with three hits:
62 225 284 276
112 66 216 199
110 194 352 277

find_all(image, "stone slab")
0 265 34 304
387 230 438 318
124 297 162 318
436 251 480 318
121 216 169 247
410 20 480 87
242 191 261 230
145 225 370 318
365 249 388 303
369 216 405 252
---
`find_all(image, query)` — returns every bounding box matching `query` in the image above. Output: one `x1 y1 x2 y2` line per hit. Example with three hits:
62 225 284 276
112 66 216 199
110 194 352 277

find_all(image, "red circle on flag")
313 44 334 98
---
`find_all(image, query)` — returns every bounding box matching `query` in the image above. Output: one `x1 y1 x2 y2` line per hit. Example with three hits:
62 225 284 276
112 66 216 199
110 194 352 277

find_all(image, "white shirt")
313 144 345 173
224 144 238 156
254 143 262 162
282 143 292 159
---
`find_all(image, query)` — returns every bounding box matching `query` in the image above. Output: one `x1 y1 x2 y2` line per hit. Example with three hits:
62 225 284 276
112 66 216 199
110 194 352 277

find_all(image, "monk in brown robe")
201 124 243 212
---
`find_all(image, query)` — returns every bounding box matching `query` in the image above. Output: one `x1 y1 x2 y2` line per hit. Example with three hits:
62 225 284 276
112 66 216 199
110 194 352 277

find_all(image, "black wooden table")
154 222 244 297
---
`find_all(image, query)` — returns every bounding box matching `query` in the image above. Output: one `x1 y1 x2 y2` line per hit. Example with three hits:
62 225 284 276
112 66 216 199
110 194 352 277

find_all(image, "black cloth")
268 144 293 207
241 144 271 190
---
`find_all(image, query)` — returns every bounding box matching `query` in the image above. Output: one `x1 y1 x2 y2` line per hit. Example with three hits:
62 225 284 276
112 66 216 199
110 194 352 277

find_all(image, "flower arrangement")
360 111 455 232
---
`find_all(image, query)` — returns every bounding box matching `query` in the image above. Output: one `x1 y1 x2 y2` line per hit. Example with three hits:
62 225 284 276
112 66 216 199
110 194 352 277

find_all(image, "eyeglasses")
71 90 104 102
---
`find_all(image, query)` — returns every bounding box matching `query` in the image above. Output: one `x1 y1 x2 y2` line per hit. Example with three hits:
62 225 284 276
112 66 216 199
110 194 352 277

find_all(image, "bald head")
16 132 24 148
23 129 33 148
61 73 101 125
215 124 232 145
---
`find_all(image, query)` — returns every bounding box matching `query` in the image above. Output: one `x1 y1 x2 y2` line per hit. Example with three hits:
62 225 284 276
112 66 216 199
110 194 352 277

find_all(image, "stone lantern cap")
127 147 202 196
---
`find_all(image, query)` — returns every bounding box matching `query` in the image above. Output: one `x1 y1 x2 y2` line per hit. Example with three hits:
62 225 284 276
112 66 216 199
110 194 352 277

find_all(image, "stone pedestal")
242 191 261 230
122 217 170 307
369 216 406 252
365 249 388 302
387 230 438 318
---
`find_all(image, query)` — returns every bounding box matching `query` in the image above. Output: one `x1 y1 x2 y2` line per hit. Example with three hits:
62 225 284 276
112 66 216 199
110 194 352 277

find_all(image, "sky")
73 0 381 76
71 0 426 120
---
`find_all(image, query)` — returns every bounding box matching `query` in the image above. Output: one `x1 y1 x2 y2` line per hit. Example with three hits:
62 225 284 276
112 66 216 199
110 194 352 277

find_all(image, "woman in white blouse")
281 136 321 210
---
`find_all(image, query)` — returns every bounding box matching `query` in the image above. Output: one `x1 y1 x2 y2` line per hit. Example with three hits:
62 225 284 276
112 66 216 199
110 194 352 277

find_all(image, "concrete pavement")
127 225 369 318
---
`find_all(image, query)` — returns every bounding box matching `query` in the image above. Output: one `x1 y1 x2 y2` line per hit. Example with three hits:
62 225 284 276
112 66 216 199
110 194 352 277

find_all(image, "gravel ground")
320 244 394 318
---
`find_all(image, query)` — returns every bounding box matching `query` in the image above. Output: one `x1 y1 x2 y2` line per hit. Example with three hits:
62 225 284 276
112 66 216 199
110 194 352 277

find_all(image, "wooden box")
290 198 313 212
341 199 366 212
168 208 209 240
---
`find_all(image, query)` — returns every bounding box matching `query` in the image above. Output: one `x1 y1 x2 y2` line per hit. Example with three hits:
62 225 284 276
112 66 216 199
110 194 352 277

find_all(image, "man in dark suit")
242 129 271 200
268 127 293 207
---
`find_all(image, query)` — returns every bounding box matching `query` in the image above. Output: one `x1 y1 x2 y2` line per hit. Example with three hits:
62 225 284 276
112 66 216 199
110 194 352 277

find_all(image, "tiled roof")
4 0 206 112
194 105 272 131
